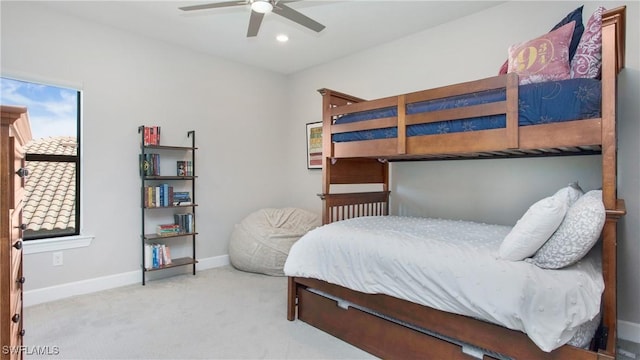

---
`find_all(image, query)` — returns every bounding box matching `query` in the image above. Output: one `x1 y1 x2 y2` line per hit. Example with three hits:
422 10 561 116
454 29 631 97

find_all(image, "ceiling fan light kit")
250 0 273 14
179 0 325 38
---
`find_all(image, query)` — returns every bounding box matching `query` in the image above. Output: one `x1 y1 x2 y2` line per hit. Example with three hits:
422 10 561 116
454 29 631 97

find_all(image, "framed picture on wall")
306 122 322 169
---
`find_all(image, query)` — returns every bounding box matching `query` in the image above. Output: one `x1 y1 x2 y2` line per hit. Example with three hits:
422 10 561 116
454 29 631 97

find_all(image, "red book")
150 127 156 146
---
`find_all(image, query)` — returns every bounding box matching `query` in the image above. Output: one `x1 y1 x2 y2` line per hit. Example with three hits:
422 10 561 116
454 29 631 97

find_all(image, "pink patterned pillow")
571 7 605 79
508 21 575 85
498 60 508 75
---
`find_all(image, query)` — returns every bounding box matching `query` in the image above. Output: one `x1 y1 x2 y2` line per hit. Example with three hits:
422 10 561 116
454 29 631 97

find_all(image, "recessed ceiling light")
276 34 289 43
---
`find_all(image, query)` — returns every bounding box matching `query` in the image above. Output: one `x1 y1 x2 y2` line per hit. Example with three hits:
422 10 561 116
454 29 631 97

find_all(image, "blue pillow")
550 5 584 62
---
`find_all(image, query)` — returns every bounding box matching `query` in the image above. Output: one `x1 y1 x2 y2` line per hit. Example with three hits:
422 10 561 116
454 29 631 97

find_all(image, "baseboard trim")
619 320 640 343
24 255 230 307
196 254 230 270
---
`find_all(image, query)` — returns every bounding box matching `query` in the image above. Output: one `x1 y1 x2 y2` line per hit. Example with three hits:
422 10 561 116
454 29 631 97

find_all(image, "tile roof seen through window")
23 136 76 236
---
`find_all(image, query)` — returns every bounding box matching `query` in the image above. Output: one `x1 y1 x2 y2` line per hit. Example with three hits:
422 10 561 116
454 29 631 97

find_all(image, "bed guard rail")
321 73 519 158
318 191 390 225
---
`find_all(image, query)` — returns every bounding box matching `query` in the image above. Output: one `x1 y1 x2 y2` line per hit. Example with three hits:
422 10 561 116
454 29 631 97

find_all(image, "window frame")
23 86 81 240
2 74 93 252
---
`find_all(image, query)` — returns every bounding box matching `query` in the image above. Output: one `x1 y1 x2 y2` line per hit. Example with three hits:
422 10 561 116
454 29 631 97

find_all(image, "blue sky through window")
1 77 77 139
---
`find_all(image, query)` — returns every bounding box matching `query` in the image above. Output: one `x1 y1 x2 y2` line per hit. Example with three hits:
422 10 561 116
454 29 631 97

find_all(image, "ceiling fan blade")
179 1 246 11
247 10 265 37
272 2 325 33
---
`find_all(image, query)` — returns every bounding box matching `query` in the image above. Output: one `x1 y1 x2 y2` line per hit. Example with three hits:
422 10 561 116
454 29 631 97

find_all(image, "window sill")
23 234 94 254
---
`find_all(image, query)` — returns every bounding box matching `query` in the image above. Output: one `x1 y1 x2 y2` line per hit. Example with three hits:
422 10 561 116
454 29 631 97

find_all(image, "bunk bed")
285 6 627 360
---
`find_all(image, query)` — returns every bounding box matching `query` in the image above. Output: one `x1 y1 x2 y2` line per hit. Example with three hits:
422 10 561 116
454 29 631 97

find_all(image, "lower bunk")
285 190 625 360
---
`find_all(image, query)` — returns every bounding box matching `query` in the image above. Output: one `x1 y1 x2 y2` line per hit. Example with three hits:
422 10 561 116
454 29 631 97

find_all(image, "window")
1 77 81 240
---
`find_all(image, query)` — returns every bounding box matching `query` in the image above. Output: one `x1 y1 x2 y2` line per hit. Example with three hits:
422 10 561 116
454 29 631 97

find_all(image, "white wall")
287 1 640 336
1 2 292 289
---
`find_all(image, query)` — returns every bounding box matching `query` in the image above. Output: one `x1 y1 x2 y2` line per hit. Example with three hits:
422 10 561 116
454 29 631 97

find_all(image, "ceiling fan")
179 0 326 38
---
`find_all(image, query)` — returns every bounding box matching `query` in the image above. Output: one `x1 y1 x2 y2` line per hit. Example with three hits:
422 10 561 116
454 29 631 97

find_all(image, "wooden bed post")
287 276 297 321
319 88 334 197
600 6 627 356
601 6 625 210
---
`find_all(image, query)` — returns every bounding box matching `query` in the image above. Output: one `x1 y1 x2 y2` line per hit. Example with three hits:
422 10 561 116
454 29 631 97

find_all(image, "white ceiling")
39 1 505 74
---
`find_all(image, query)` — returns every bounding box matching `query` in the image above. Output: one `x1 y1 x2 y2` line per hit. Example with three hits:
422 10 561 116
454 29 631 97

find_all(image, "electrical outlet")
52 251 63 266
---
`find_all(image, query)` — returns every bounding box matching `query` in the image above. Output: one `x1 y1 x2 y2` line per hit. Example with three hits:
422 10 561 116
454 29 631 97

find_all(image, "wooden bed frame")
287 6 627 360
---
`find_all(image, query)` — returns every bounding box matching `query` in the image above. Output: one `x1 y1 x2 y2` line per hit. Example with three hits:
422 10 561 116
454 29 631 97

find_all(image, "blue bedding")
333 78 601 142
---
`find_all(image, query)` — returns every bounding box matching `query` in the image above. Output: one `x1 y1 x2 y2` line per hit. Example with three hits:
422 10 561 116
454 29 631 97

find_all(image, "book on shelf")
156 223 180 236
173 191 190 199
174 213 194 233
176 161 193 176
144 185 175 208
159 183 170 207
163 246 172 266
172 191 191 205
154 153 160 175
166 184 172 207
140 153 160 176
177 161 186 176
142 125 161 146
139 154 149 176
144 243 172 269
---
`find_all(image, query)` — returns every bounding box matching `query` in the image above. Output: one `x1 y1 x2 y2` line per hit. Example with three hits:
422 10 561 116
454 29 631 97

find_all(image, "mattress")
283 216 604 352
332 78 601 142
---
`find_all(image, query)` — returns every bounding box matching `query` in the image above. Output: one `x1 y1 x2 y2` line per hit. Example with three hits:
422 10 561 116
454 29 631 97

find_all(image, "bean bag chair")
229 207 321 276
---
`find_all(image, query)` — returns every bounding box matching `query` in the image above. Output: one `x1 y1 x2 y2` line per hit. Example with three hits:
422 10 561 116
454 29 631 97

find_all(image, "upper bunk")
319 6 626 162
318 5 626 216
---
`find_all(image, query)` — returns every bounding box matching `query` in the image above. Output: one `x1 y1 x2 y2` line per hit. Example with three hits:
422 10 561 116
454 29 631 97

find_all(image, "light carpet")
23 266 374 359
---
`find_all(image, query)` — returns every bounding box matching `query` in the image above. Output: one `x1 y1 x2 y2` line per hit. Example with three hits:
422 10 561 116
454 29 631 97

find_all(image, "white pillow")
499 195 568 261
498 182 584 261
527 190 605 269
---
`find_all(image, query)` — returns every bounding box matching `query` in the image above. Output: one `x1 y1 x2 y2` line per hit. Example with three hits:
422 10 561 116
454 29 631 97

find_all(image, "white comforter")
283 216 603 352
